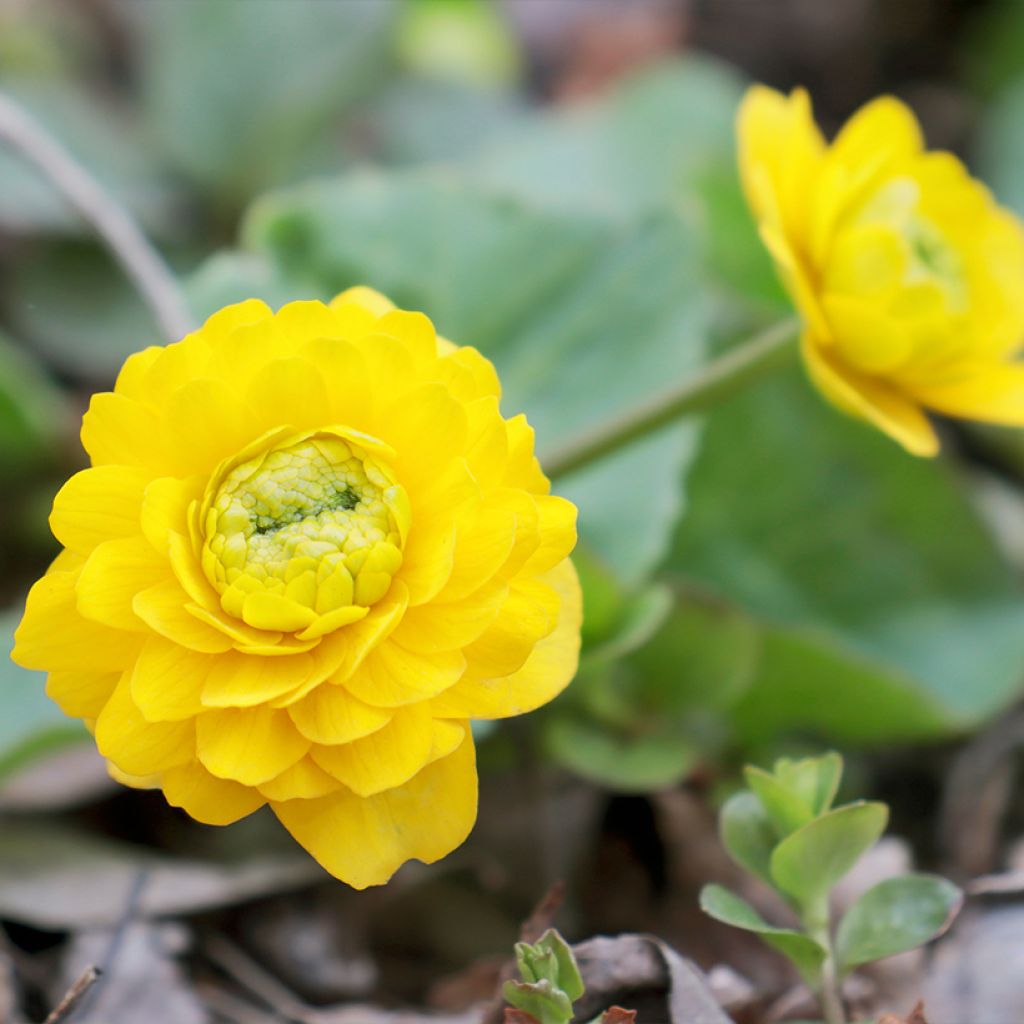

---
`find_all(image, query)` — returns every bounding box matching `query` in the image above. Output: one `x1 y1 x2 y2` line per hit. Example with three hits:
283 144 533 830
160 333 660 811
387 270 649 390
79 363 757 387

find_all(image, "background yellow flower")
738 86 1024 455
12 286 581 889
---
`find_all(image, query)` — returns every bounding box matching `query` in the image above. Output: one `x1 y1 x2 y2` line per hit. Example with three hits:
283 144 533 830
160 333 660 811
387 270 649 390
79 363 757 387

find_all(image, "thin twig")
0 91 194 344
64 868 149 1023
42 967 102 1024
541 317 799 480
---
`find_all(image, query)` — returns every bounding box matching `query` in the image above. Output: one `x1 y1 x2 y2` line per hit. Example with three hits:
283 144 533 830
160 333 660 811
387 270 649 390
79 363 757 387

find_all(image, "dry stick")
0 92 194 344
61 868 150 1024
42 967 102 1024
541 317 800 480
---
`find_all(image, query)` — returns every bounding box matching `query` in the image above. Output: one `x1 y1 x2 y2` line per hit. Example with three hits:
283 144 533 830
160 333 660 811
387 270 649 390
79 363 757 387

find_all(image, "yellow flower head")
738 86 1024 455
12 288 580 888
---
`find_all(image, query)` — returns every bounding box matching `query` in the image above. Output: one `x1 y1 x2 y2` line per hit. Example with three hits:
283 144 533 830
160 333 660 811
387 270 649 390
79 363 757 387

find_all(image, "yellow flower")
738 86 1024 455
12 287 580 888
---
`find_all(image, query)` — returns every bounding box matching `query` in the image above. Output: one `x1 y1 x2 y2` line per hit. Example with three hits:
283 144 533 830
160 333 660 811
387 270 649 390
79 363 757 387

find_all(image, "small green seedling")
503 928 635 1024
700 753 962 1024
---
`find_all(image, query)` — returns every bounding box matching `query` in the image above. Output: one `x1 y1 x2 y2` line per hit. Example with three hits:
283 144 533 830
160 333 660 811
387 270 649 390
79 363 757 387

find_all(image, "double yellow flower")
739 87 1024 455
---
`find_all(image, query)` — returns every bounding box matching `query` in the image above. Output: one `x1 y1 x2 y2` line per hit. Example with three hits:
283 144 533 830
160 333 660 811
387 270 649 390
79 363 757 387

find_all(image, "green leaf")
0 332 65 478
504 979 573 1024
581 581 673 666
514 929 584 1003
543 714 695 793
744 766 815 839
699 884 826 986
775 752 843 817
470 57 744 218
769 802 889 912
0 606 88 782
8 241 165 378
138 0 398 206
720 790 777 888
226 170 709 582
670 363 1024 737
835 874 963 975
0 80 177 235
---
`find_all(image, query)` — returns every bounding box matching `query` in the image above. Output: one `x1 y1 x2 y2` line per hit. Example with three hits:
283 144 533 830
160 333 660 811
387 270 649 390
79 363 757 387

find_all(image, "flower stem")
805 898 847 1024
0 91 194 344
543 317 799 480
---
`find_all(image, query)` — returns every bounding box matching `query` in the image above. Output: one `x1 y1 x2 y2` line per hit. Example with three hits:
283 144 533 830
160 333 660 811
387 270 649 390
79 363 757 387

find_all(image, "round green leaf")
836 873 963 975
720 790 776 888
769 802 889 912
700 884 826 986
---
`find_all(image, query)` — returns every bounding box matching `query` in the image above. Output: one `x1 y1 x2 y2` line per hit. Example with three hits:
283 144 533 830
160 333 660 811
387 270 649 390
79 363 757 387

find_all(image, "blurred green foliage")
1 0 1023 793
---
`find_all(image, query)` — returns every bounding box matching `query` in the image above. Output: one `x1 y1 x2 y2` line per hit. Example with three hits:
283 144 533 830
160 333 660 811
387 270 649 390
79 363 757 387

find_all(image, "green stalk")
542 317 799 481
804 898 847 1024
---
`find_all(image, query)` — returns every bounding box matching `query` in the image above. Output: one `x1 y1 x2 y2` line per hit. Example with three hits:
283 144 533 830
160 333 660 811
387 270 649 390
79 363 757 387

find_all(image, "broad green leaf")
396 0 521 89
0 80 177 235
515 930 584 1003
625 599 759 716
977 76 1024 217
744 766 815 839
731 626 953 746
770 802 889 912
720 791 776 888
0 607 87 781
581 582 674 667
470 57 743 217
670 363 1024 736
543 714 695 793
699 884 826 986
138 0 398 206
775 753 843 817
835 874 963 976
8 241 166 378
223 170 709 582
504 978 573 1024
0 332 65 478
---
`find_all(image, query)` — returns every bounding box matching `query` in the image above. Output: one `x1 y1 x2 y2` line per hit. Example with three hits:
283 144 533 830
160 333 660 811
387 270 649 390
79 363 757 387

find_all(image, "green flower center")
201 431 408 633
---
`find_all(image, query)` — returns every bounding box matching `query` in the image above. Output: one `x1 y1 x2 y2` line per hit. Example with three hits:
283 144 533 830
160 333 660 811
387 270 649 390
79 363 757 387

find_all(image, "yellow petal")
130 637 210 722
287 683 393 744
331 286 395 318
298 337 373 431
161 379 248 477
462 578 559 678
13 571 140 673
95 674 194 775
199 298 273 346
196 706 310 786
736 85 825 244
311 705 462 797
343 642 466 708
133 578 234 654
821 293 914 375
431 559 581 719
914 362 1024 425
271 729 477 889
520 495 577 575
46 669 118 718
201 649 317 708
438 505 517 603
162 760 265 825
391 580 507 654
81 392 165 468
50 466 150 554
75 536 169 632
503 414 549 493
399 518 456 606
258 756 343 801
245 357 332 438
140 476 205 554
830 95 923 172
801 333 939 456
438 346 501 402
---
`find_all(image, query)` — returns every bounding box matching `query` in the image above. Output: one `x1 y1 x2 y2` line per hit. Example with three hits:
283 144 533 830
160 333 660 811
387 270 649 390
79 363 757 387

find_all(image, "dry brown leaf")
878 1000 929 1024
